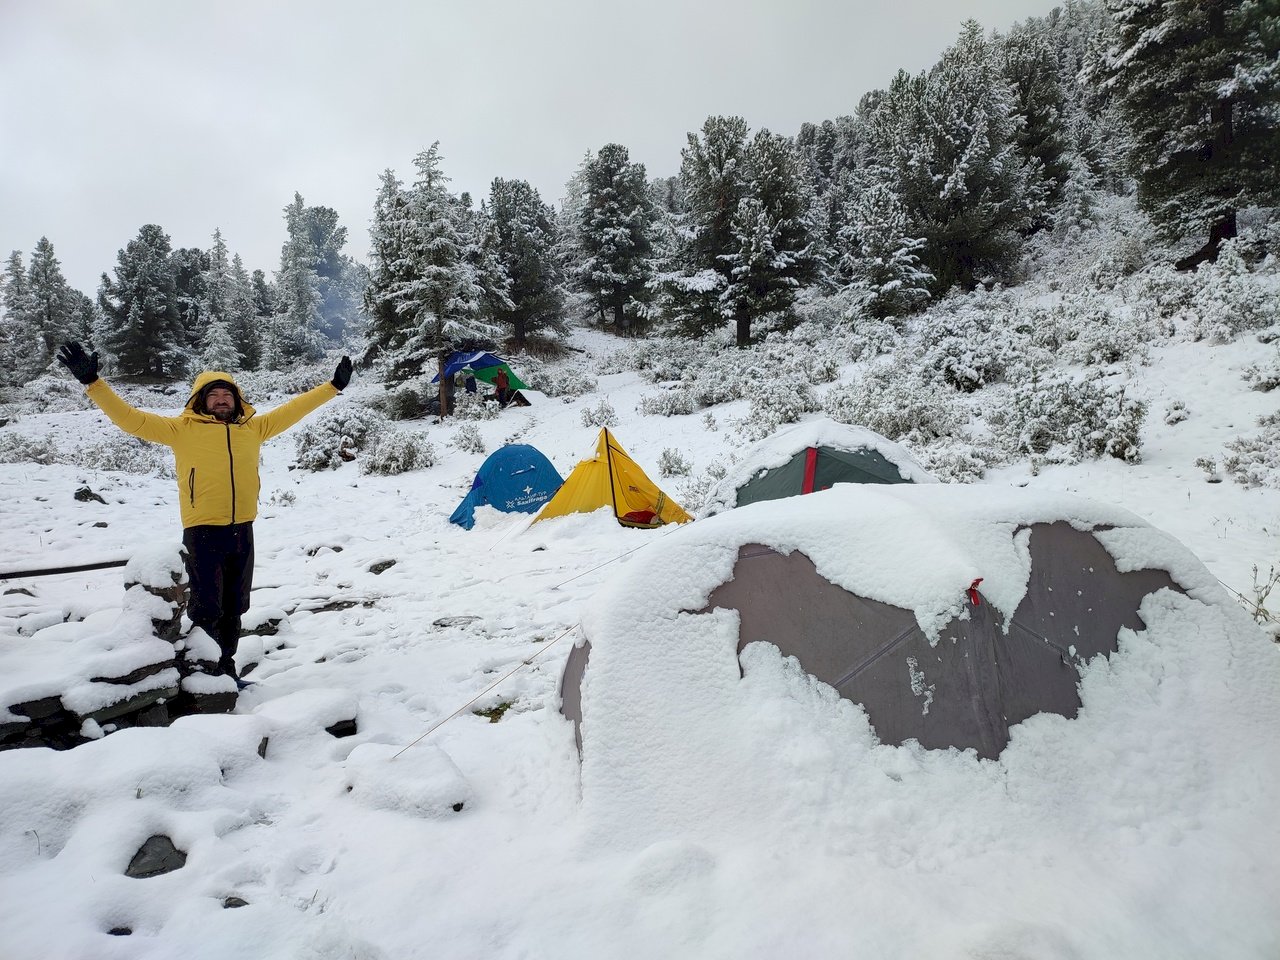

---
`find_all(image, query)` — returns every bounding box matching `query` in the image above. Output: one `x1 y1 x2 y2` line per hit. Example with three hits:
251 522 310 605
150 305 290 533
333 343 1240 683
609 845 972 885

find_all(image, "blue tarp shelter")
449 444 564 529
431 351 529 390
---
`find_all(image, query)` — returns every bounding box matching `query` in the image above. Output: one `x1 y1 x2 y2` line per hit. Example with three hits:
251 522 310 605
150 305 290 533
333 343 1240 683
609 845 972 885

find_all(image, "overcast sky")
2 0 1060 294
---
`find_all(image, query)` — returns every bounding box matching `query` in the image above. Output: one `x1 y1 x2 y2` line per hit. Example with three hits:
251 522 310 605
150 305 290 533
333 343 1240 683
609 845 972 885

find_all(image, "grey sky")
2 0 1059 294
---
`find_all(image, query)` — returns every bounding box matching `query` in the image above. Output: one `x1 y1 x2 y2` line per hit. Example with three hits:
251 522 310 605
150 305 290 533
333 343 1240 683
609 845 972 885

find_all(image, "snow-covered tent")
562 485 1228 763
448 444 563 530
702 419 936 516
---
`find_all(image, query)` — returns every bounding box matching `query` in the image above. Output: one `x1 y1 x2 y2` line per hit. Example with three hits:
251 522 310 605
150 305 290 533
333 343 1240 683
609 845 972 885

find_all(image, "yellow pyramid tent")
533 428 693 528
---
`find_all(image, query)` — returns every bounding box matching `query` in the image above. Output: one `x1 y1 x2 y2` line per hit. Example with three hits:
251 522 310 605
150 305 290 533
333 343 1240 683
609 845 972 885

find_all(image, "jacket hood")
184 370 256 421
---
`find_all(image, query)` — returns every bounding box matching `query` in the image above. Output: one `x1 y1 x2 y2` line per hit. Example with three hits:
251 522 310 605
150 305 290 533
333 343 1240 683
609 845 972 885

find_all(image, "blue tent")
449 444 564 530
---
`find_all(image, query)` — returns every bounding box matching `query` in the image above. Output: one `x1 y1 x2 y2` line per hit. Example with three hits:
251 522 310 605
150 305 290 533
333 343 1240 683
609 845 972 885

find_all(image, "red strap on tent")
968 578 983 605
802 447 818 494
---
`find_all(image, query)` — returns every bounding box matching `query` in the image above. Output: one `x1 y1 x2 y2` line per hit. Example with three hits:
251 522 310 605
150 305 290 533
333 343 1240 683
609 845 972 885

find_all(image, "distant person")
494 366 511 407
56 341 352 687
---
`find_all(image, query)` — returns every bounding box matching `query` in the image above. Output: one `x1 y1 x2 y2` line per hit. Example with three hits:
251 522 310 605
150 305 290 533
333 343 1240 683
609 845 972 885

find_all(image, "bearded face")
203 386 237 422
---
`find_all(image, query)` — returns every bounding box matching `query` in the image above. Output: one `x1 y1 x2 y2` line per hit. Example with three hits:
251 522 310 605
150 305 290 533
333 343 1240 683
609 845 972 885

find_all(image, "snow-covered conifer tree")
1101 0 1280 269
488 177 566 347
578 143 656 333
838 182 934 319
26 237 78 369
99 224 186 377
267 193 326 368
721 130 818 345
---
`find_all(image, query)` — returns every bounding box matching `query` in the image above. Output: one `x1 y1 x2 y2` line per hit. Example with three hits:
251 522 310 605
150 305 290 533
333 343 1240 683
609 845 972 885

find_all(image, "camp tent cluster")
451 428 692 530
447 416 1229 770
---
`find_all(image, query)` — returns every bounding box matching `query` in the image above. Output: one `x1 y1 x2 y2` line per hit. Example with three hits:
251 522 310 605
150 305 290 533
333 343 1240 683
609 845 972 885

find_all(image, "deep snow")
1 324 1278 960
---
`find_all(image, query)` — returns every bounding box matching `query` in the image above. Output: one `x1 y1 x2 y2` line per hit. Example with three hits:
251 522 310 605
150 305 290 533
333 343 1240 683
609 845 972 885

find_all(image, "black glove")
57 342 99 385
331 355 353 391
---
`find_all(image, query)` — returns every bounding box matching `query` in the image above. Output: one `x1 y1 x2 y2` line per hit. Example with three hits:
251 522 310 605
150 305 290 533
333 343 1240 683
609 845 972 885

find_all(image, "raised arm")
58 342 182 445
254 357 351 440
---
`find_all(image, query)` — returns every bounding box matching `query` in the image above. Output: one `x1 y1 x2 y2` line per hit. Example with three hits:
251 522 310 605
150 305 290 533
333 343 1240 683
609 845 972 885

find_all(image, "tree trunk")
1175 211 1238 272
438 354 449 419
735 310 751 348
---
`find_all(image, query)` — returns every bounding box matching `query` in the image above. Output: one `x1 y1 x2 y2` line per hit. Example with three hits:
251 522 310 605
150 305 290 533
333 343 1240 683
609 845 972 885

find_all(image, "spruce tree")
1101 0 1280 268
27 237 78 368
228 255 261 369
670 115 751 338
267 193 326 368
365 145 492 388
838 182 934 319
99 224 186 377
578 143 656 333
0 251 37 386
362 169 415 379
863 22 1038 293
721 130 818 346
488 177 566 347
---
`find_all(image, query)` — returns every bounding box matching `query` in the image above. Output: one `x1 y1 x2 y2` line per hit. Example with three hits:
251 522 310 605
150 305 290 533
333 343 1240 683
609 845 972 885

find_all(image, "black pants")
183 522 254 677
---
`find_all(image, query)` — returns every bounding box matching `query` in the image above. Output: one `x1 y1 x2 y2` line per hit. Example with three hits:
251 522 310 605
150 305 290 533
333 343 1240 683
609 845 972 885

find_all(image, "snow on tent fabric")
703 418 936 515
449 445 564 529
562 485 1206 761
532 428 693 529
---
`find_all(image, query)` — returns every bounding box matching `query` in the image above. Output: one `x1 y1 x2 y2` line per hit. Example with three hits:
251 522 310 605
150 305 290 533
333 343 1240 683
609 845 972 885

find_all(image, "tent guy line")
390 622 582 761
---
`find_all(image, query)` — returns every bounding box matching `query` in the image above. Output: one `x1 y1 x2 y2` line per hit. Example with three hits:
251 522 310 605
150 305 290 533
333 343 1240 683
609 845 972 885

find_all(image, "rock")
223 897 249 909
368 559 397 575
74 486 107 504
325 718 358 738
125 835 187 878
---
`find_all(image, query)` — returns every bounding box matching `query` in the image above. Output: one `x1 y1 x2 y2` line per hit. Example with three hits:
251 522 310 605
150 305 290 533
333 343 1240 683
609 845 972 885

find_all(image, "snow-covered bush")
580 399 618 428
917 440 1003 484
1185 241 1279 342
918 310 1014 392
1219 412 1280 489
373 385 428 421
658 448 692 478
360 431 439 476
821 364 963 446
1242 349 1280 392
993 367 1146 464
845 319 901 362
731 376 820 442
1164 400 1189 424
702 411 718 432
79 433 172 476
0 432 60 465
451 390 498 421
3 374 91 415
638 389 697 417
451 423 485 454
518 355 597 398
676 457 732 513
294 404 388 471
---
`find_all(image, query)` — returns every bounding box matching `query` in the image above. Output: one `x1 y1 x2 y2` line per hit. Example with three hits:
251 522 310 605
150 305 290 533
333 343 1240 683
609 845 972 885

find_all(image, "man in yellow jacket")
57 341 353 687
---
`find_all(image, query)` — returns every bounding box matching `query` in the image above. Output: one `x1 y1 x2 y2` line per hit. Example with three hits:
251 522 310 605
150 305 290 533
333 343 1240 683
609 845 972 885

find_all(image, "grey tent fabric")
688 522 1186 759
560 638 591 754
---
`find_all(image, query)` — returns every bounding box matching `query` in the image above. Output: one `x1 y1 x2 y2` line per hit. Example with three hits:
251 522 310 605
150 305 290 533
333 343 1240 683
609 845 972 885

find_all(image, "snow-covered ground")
1 317 1278 959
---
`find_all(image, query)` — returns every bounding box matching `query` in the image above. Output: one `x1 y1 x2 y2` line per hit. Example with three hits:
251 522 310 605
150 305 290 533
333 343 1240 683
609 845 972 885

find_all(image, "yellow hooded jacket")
85 370 339 529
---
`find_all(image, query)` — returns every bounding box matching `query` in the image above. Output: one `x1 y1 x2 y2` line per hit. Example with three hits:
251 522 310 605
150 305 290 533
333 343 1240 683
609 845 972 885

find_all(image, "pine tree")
578 143 656 333
721 130 819 346
488 177 566 347
863 22 1038 292
669 115 751 338
362 169 415 378
99 224 186 377
838 182 934 319
227 255 261 370
26 237 78 368
301 204 363 340
998 26 1071 220
364 145 493 388
266 193 326 368
0 250 37 386
170 247 208 358
1101 0 1280 268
